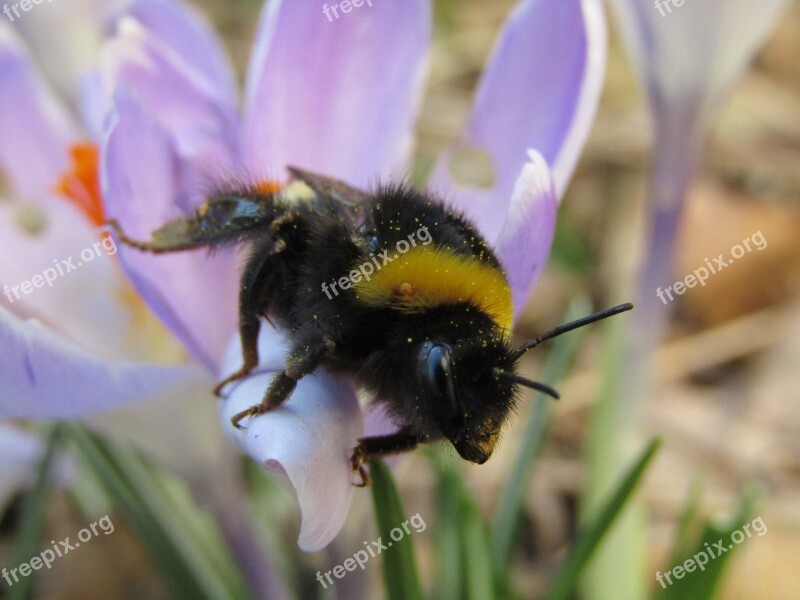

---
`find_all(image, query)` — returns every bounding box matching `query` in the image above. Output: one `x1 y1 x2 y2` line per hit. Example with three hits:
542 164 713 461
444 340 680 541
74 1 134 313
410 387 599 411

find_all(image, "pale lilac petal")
101 16 238 165
219 326 362 552
12 0 107 99
78 70 109 141
0 197 136 361
432 0 606 237
244 0 431 185
0 423 44 511
84 373 230 478
610 0 788 123
102 89 239 369
493 151 557 320
363 400 400 438
0 306 197 419
0 25 77 199
112 0 237 101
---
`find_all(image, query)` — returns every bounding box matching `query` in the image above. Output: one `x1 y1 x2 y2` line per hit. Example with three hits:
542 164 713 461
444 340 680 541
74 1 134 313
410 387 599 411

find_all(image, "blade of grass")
65 424 250 600
544 438 662 600
433 460 463 600
666 478 704 570
659 492 758 600
581 308 648 600
459 486 497 600
491 297 592 578
369 460 424 600
8 424 64 600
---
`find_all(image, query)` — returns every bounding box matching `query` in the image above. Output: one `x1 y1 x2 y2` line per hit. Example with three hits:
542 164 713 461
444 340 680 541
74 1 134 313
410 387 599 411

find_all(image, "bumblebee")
109 167 632 486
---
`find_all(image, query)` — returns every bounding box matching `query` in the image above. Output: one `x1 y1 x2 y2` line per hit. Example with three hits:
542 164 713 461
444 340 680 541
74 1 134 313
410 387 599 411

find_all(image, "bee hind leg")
350 428 420 487
230 335 334 429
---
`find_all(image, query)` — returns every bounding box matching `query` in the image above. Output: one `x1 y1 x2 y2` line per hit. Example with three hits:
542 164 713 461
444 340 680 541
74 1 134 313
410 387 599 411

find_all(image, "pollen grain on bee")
321 225 432 300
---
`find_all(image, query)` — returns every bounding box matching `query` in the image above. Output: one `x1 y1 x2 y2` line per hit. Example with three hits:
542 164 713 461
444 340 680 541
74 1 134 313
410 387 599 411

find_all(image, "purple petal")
494 151 557 319
0 26 77 199
363 400 400 438
0 197 138 361
432 0 606 233
110 0 237 101
101 88 239 370
78 70 109 142
244 0 431 185
610 0 788 125
219 326 362 552
101 15 238 165
0 306 196 419
0 422 44 511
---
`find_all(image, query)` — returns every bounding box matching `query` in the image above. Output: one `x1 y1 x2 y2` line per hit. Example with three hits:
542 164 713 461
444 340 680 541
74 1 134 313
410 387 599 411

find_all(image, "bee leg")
350 428 420 487
230 335 335 429
215 237 289 397
213 312 261 397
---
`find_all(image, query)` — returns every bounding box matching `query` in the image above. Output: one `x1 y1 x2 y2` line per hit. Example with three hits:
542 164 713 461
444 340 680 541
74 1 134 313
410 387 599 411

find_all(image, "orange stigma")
55 141 105 226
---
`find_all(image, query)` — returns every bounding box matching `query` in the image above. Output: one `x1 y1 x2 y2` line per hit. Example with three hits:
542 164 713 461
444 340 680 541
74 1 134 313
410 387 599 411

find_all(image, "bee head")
416 337 518 464
413 304 634 464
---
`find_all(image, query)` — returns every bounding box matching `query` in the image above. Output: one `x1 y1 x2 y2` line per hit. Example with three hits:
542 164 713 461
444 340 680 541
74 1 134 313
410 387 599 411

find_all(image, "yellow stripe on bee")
353 246 513 332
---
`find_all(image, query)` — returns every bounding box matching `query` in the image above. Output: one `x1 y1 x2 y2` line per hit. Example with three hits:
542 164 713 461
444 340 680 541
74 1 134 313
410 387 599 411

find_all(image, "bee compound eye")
419 342 460 419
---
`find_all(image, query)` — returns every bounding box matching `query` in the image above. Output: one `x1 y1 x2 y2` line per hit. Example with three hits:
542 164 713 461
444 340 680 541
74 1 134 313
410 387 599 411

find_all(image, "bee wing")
108 195 279 253
286 166 370 207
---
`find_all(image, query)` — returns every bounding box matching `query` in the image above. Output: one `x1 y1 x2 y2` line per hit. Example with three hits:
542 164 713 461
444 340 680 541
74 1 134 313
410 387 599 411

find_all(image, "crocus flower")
582 3 788 596
0 23 197 421
0 20 194 528
608 0 790 338
5 0 606 552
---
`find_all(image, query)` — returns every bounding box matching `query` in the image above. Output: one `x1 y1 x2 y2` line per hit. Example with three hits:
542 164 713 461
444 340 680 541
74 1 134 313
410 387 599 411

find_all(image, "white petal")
219 326 362 552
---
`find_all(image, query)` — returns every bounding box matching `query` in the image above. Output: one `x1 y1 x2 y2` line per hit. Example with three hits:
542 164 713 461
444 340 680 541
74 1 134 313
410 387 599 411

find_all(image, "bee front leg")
230 335 335 429
350 428 420 487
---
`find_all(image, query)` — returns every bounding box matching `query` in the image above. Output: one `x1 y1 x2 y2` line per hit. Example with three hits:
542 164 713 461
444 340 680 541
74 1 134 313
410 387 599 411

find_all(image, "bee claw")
350 445 371 487
230 405 265 429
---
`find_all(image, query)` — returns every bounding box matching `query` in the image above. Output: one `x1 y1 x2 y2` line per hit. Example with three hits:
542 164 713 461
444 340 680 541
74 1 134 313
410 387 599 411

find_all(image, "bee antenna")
492 369 560 400
509 303 634 362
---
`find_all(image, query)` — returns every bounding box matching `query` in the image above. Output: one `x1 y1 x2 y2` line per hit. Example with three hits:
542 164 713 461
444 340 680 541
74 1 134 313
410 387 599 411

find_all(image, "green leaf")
369 460 424 600
658 493 759 600
432 457 496 600
550 218 591 274
64 425 251 600
544 438 662 600
433 462 463 600
491 297 592 580
581 307 648 600
8 424 64 600
666 478 704 570
459 489 496 600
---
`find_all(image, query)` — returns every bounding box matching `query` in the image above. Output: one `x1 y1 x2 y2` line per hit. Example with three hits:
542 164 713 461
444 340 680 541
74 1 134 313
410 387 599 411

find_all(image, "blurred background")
1 0 799 598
